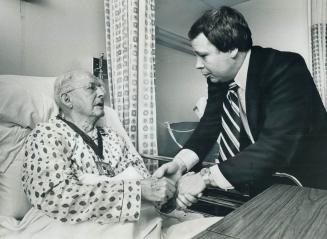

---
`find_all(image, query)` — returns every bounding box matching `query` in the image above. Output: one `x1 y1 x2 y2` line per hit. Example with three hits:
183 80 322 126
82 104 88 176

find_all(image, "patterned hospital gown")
22 117 150 224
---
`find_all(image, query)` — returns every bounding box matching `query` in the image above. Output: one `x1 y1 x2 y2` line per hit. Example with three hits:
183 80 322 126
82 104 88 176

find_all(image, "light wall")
155 44 206 122
0 0 106 76
235 0 310 66
1 0 22 74
155 44 206 153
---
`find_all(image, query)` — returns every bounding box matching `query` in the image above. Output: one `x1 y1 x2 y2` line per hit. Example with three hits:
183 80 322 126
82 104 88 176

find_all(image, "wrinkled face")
67 74 106 120
191 33 236 83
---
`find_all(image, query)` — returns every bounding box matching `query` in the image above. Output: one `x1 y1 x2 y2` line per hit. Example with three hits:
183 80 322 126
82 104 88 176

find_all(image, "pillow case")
0 75 58 173
0 75 57 219
98 106 137 153
0 145 31 219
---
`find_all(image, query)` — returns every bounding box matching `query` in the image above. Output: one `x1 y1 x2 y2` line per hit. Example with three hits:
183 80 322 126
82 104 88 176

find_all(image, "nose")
96 85 106 98
195 56 204 69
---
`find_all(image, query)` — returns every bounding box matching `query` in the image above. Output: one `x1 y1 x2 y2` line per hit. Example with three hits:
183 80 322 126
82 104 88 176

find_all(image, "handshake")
141 161 208 209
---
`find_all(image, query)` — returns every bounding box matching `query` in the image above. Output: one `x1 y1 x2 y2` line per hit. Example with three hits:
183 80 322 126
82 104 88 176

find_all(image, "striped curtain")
310 0 327 109
104 0 158 172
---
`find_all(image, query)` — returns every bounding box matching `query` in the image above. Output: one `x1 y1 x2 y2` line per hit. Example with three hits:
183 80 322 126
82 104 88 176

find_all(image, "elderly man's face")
68 74 106 120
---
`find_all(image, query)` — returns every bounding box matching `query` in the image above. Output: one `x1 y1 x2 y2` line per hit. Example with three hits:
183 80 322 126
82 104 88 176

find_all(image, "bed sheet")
0 205 221 239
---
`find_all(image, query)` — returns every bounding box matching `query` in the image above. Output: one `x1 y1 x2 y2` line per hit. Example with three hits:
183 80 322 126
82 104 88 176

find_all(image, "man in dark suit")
154 6 327 208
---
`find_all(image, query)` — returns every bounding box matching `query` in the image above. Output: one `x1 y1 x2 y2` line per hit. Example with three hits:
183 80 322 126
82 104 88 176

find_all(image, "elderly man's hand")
141 177 176 203
176 172 206 208
153 161 183 183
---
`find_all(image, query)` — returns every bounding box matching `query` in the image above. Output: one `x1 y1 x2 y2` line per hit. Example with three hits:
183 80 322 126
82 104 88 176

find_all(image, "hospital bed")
0 75 154 237
0 74 224 238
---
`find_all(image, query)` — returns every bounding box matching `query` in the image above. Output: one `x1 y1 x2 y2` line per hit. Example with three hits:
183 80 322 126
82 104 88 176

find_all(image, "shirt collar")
234 50 251 90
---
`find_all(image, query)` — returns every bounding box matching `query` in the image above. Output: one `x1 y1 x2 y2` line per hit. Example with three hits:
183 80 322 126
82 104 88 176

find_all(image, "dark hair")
188 6 252 52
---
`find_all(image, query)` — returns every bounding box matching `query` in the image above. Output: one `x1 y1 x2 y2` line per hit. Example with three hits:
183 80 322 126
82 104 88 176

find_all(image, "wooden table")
194 184 327 239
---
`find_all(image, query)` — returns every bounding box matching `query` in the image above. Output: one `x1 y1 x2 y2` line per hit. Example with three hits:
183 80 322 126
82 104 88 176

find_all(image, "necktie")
217 81 242 162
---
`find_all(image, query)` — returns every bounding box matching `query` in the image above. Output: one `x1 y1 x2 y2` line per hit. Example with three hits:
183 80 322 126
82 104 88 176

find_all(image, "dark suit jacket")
184 46 327 196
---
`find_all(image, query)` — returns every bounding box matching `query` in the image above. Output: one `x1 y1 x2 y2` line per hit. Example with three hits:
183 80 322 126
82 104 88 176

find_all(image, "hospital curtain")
104 0 158 172
310 0 327 109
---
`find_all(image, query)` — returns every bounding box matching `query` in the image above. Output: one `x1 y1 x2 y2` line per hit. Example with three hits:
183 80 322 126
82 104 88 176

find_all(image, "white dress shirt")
174 50 254 190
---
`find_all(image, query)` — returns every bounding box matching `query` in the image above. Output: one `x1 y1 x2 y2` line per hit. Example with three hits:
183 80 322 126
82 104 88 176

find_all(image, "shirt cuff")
173 149 199 172
209 165 234 190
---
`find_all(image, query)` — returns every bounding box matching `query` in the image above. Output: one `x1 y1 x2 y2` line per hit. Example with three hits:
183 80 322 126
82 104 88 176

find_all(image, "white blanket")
0 207 220 239
0 168 221 238
0 203 164 239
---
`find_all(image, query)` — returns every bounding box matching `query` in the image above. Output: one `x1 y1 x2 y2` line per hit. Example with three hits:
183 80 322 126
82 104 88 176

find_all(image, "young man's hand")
153 161 183 183
176 172 206 208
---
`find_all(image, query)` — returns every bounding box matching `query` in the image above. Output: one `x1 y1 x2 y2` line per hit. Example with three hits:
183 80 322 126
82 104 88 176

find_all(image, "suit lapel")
245 46 264 140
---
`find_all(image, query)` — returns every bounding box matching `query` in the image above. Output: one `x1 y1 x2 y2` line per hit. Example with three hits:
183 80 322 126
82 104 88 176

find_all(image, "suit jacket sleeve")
183 80 228 161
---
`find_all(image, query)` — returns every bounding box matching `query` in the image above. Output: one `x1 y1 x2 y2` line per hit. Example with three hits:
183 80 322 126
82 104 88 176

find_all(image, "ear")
61 93 73 109
229 48 239 58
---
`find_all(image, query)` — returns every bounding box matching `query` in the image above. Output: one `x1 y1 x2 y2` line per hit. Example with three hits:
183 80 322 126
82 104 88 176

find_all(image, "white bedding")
0 203 163 239
0 166 221 239
0 207 220 239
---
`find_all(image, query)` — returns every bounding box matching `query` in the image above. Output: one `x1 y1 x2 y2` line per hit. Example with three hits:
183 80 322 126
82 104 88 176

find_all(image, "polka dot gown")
22 117 150 224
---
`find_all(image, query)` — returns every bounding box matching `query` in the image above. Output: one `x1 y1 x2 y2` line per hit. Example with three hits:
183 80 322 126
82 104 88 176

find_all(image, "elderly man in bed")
20 70 219 238
22 70 176 224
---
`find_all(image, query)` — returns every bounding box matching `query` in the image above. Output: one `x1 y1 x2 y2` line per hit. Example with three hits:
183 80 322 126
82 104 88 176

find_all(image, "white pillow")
0 75 58 219
0 75 57 128
99 107 137 153
0 146 31 219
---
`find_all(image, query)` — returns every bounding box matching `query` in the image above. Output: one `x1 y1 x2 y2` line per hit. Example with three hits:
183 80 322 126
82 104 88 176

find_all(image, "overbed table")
194 184 327 239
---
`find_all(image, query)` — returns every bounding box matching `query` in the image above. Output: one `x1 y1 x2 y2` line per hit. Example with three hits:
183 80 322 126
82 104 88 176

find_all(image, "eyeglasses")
62 81 106 95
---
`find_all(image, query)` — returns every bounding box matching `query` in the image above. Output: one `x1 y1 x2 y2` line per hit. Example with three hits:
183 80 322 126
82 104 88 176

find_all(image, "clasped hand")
140 177 176 204
153 162 206 209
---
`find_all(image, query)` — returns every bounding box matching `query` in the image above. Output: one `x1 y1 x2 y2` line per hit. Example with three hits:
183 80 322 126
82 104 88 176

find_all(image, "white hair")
54 70 95 114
